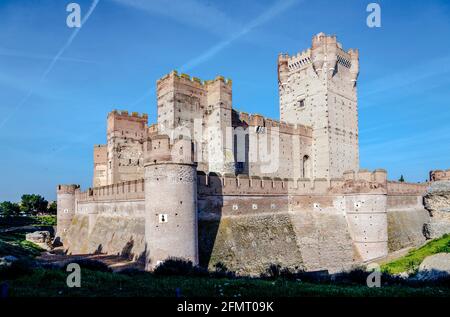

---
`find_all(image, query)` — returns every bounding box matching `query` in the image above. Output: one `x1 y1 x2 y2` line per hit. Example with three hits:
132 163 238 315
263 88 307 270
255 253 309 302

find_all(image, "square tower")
278 33 359 179
156 71 234 175
106 110 148 184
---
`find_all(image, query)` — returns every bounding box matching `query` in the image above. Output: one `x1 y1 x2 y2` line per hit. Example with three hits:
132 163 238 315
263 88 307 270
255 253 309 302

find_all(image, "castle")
56 33 433 274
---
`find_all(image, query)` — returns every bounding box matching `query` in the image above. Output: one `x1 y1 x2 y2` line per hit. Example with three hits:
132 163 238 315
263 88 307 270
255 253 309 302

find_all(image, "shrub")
153 258 208 277
69 259 112 273
260 264 282 280
210 262 236 279
333 268 370 285
34 215 56 226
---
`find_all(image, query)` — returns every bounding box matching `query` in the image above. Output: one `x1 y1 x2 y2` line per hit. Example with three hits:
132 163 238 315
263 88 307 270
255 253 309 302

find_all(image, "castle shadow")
198 171 223 269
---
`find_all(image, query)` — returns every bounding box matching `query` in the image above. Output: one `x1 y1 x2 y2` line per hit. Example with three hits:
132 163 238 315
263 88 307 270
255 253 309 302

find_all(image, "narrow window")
298 99 305 109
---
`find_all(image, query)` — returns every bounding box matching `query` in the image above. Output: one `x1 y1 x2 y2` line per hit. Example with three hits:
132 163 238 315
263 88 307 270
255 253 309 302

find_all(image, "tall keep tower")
143 135 198 270
278 33 359 179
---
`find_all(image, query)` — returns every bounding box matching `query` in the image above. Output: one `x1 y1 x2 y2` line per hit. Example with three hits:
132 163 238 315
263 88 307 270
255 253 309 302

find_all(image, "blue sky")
1 0 449 202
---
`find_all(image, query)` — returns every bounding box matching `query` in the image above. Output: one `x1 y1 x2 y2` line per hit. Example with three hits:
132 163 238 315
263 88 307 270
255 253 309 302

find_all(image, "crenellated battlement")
157 70 232 89
343 169 387 183
387 181 429 195
75 179 145 203
57 184 80 194
430 169 450 181
144 134 195 165
107 109 148 135
108 109 148 120
148 124 158 135
196 169 387 196
233 110 312 137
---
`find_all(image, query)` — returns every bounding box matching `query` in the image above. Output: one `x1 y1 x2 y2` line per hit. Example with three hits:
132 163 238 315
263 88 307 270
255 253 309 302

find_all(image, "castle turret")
143 135 198 270
56 184 79 242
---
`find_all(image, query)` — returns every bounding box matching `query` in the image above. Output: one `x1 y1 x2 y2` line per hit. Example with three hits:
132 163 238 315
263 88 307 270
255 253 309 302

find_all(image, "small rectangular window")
298 99 305 108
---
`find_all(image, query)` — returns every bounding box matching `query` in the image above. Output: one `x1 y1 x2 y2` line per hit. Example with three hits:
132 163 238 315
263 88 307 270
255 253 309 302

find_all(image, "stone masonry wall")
386 181 429 251
64 174 430 274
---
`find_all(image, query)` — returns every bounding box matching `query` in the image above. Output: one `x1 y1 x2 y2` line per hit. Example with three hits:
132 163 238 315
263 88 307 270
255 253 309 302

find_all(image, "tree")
20 194 48 215
0 201 21 217
399 175 405 182
48 201 57 215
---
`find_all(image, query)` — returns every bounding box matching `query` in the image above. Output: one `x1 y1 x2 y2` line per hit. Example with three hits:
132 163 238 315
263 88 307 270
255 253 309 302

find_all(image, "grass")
0 215 55 258
3 267 450 297
1 217 450 297
0 231 44 258
381 234 450 275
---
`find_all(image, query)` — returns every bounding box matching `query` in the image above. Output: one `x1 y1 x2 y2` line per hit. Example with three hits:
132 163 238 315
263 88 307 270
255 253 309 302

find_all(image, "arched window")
302 155 311 178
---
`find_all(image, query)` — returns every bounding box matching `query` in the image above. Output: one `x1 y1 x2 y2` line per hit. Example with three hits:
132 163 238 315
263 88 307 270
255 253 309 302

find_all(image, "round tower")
144 135 198 270
56 184 79 242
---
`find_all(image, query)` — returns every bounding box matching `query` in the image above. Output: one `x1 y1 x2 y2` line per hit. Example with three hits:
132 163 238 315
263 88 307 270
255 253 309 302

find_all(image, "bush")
34 215 56 226
210 262 236 279
260 264 282 280
69 259 112 273
333 268 370 285
153 258 208 277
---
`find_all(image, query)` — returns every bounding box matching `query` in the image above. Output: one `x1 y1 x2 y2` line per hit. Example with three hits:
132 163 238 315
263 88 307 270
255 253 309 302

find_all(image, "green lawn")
381 234 450 275
0 215 55 258
1 219 450 297
5 268 450 297
0 231 43 258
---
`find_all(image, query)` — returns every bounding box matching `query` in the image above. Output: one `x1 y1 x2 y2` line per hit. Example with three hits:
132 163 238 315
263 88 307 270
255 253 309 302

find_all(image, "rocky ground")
416 253 450 281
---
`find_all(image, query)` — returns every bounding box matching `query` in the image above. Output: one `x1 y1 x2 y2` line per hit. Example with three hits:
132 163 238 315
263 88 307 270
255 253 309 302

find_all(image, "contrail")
180 0 299 72
0 0 100 129
131 0 299 107
0 48 96 64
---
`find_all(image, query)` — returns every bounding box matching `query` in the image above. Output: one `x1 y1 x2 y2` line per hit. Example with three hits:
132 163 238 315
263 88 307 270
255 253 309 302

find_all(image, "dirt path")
37 248 144 272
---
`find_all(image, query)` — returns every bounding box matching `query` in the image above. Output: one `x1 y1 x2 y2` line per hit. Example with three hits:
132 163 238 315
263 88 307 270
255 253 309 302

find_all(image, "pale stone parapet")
387 181 428 195
75 179 145 203
430 169 450 181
